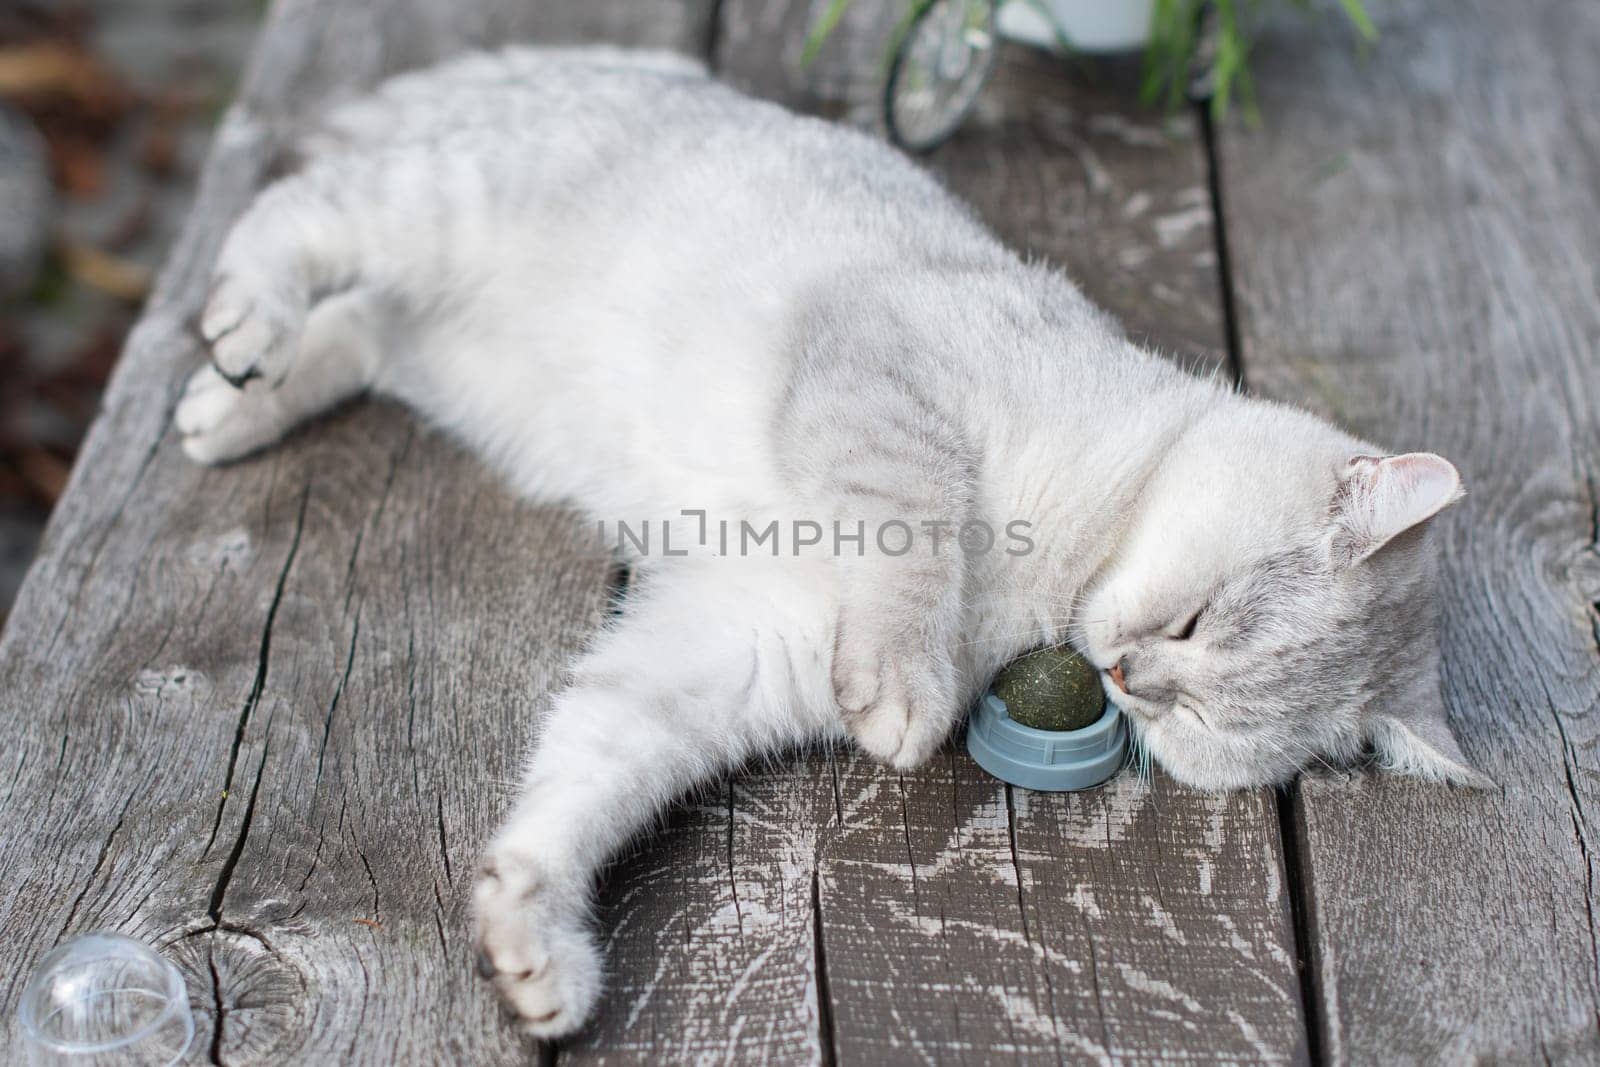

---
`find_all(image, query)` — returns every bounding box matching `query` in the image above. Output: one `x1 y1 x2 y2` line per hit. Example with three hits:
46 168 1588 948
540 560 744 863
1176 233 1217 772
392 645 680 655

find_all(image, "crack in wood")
203 485 308 855
175 919 281 954
354 837 381 921
44 725 70 813
56 787 139 940
314 609 361 781
894 774 920 917
1584 473 1600 655
811 869 838 1067
341 425 412 611
726 778 743 934
1078 903 1113 1059
827 745 844 826
1003 784 1030 943
176 915 302 1065
0 746 28 813
431 879 450 954
207 945 227 1067
207 725 274 923
1196 103 1243 388
435 792 453 885
403 625 419 762
295 814 328 895
1274 787 1325 1066
346 939 371 1064
1544 686 1600 1022
701 0 725 69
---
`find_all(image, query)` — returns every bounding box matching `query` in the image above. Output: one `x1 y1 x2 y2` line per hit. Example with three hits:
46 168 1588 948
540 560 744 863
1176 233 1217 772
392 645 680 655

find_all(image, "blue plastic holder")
966 691 1126 792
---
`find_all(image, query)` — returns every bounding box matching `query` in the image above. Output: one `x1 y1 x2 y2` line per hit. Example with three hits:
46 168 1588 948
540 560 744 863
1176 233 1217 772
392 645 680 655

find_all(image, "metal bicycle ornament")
884 0 1001 153
882 1 1220 153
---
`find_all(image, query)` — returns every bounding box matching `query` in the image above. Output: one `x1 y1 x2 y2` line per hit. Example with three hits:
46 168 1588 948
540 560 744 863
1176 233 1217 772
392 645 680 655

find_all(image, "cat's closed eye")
1169 608 1203 641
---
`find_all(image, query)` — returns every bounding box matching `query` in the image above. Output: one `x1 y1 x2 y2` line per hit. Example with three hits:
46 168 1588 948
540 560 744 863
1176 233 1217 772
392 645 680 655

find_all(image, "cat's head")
1076 401 1490 792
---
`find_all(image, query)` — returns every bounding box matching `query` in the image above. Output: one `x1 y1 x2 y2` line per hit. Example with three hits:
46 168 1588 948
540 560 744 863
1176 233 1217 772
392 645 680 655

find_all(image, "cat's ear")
1332 452 1463 565
1366 700 1496 789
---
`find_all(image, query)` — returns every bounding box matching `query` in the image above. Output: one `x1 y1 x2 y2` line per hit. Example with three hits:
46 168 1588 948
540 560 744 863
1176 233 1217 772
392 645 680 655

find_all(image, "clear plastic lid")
16 933 194 1066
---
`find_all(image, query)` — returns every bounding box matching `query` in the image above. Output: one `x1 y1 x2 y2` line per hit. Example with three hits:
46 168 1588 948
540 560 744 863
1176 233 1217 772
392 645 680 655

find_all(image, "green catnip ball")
992 646 1106 732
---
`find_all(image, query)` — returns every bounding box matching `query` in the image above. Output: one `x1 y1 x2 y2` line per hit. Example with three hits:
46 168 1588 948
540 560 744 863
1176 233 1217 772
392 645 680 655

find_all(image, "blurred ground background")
0 0 261 628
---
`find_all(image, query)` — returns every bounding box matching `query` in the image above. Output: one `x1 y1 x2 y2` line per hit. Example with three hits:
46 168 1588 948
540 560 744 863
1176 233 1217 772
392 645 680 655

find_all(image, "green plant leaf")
801 0 858 68
1019 0 1080 52
1141 0 1200 111
1339 0 1379 41
812 0 1380 127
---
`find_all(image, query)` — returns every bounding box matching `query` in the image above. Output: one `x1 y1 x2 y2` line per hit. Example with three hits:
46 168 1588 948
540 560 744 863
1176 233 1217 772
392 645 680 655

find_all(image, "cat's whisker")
1268 736 1339 773
952 627 1064 650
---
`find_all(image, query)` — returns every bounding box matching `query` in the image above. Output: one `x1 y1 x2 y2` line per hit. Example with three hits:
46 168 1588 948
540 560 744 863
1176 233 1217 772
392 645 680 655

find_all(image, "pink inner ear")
1339 451 1463 562
1384 453 1462 512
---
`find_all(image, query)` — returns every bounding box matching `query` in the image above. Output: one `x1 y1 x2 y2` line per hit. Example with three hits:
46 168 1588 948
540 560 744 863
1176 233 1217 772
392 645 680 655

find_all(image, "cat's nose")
1108 659 1129 694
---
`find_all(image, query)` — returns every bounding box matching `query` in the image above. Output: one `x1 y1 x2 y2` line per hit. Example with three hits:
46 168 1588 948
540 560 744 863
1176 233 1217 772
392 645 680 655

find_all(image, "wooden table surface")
1 0 1595 1062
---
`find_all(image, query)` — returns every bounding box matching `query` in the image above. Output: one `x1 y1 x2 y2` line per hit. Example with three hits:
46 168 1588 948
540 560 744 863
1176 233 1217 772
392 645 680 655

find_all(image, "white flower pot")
996 0 1156 53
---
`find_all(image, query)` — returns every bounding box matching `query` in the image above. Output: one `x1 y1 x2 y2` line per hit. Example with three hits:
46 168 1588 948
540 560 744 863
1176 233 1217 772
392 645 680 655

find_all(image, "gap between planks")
1196 94 1326 1067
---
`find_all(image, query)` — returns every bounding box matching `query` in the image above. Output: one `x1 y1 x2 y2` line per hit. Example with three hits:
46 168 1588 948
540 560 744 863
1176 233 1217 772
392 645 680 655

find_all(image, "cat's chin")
1137 724 1292 794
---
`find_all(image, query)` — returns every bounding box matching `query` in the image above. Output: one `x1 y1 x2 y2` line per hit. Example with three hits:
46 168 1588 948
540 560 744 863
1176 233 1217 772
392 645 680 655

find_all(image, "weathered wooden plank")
178 412 616 1064
815 757 1305 1063
708 6 1304 1063
0 0 715 1062
1009 780 1302 1062
1218 0 1600 1060
571 763 837 1064
814 749 1051 1061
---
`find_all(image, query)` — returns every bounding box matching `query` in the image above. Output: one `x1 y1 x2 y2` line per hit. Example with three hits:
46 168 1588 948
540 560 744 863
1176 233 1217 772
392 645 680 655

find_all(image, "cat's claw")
472 849 601 1039
201 273 302 387
834 643 958 770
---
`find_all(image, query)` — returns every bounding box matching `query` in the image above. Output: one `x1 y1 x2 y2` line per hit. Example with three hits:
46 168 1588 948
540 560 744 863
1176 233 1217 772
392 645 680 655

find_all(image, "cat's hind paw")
175 364 294 465
472 850 601 1039
201 271 304 387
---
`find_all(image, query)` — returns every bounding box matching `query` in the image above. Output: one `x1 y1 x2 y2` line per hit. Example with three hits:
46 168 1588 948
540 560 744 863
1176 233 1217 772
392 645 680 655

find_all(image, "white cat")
176 46 1488 1035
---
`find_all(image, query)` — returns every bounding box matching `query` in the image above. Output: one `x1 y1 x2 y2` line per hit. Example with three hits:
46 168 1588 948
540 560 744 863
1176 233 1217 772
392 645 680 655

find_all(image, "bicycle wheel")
884 0 1000 154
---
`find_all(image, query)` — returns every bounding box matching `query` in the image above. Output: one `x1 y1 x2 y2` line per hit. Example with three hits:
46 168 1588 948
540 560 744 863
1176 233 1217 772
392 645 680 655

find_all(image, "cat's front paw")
175 364 293 465
834 635 959 770
472 847 601 1039
201 271 304 387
